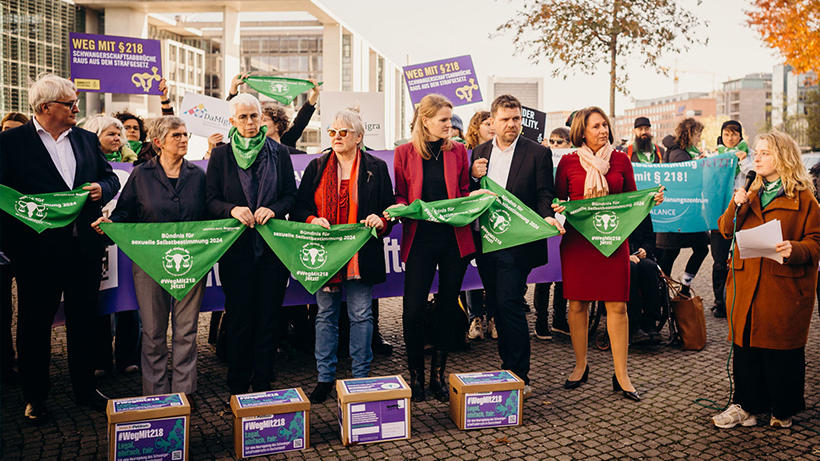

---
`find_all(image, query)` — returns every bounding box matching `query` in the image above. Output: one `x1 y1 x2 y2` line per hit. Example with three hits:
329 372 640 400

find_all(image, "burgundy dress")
555 151 636 301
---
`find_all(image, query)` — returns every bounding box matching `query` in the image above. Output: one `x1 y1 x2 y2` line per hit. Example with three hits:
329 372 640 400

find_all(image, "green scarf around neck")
104 151 122 162
127 140 143 154
230 125 268 169
686 145 701 159
760 177 783 209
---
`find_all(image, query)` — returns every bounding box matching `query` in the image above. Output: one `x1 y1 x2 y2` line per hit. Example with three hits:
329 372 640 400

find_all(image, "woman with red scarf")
292 110 394 403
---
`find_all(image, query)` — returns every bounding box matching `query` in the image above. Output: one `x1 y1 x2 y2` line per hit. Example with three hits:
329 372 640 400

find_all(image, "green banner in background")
256 220 376 294
242 76 319 104
101 219 246 300
479 177 561 253
556 186 660 257
385 194 495 227
0 183 90 233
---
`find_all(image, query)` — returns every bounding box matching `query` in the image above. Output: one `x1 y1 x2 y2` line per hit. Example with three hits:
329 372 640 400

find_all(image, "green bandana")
105 151 122 162
127 140 143 154
555 186 660 257
636 151 654 164
230 125 268 169
686 146 701 159
100 219 246 300
716 139 749 155
0 183 90 233
385 194 495 227
759 177 783 209
242 76 320 104
479 177 561 253
256 220 377 294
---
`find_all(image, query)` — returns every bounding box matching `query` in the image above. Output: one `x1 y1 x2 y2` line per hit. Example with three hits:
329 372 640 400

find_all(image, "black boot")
409 368 425 402
371 299 393 356
429 349 449 402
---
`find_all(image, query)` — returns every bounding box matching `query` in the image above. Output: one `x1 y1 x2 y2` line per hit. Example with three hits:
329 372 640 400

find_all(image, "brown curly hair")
674 118 704 150
261 102 289 136
465 111 491 149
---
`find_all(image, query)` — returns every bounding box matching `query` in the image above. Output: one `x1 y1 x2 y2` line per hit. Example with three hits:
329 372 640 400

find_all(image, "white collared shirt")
487 135 520 189
33 117 76 188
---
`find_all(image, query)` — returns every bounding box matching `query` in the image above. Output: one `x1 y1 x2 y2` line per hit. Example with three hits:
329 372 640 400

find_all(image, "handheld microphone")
742 170 757 192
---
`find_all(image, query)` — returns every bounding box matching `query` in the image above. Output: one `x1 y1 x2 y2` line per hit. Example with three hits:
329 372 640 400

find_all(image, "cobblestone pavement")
2 250 819 460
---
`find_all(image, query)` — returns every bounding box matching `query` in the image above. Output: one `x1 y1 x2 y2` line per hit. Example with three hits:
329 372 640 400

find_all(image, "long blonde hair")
751 130 814 198
411 94 453 160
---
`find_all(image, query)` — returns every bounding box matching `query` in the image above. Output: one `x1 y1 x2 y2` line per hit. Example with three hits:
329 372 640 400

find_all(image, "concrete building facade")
715 72 771 143
615 92 716 145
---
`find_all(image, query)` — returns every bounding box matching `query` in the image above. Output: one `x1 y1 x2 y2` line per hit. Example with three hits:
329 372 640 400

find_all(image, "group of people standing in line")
1 71 816 432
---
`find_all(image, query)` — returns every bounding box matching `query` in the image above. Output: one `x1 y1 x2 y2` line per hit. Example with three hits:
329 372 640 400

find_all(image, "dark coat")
292 151 395 285
0 121 119 263
470 135 555 269
110 156 206 223
718 188 820 349
628 216 658 262
656 141 710 249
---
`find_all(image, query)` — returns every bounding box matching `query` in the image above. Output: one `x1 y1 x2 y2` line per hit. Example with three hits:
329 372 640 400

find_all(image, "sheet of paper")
735 219 784 264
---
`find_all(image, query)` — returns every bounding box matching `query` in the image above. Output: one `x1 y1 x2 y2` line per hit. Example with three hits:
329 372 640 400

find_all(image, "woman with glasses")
91 116 206 400
292 110 394 403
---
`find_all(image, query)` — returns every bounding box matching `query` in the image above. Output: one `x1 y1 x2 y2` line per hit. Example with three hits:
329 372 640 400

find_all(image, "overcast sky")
325 0 781 119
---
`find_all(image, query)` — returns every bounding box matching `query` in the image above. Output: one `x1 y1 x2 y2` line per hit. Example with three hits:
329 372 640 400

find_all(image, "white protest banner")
179 92 232 138
320 91 386 150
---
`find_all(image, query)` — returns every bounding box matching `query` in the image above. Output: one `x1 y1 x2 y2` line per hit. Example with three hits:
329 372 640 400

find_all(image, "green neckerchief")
230 125 268 169
686 145 700 159
632 143 655 164
127 140 142 154
105 150 122 162
717 140 749 175
760 177 783 209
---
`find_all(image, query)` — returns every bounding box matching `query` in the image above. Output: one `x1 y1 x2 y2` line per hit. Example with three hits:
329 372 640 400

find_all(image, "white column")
369 49 379 93
103 8 149 116
222 7 241 98
322 23 342 92
351 35 364 91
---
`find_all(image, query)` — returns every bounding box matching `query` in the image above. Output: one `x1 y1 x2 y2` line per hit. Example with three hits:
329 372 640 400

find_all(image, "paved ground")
2 250 819 460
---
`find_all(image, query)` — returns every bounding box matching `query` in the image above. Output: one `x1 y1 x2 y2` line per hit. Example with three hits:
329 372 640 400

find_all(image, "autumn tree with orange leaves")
747 0 820 76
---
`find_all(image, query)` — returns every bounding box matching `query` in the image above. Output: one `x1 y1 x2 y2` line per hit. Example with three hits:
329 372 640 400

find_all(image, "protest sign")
320 91 386 150
557 187 661 257
0 184 90 233
179 93 233 138
101 219 245 300
385 194 495 227
243 76 317 104
478 177 561 253
403 55 482 106
256 220 377 294
69 32 163 95
521 106 547 143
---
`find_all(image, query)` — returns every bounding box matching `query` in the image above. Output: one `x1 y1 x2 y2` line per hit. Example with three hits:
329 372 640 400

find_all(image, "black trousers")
658 245 709 281
534 282 566 329
1 262 15 374
627 259 662 333
477 249 532 384
733 344 806 419
14 240 102 403
402 230 467 371
219 255 288 394
94 310 141 371
710 230 731 307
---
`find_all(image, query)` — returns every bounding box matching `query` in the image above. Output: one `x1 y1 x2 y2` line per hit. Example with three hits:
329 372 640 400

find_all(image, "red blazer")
393 141 476 262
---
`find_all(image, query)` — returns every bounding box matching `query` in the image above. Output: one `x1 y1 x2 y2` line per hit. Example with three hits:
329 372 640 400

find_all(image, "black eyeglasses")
48 100 79 109
549 139 569 145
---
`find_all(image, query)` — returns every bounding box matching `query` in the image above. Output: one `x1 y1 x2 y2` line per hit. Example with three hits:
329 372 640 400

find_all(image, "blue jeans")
314 280 374 382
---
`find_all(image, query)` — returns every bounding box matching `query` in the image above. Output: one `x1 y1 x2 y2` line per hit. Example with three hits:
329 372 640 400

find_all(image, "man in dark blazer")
0 74 119 422
470 94 564 394
206 93 297 396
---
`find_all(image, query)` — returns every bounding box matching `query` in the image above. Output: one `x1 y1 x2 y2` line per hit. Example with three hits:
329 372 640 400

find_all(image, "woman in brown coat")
712 130 820 429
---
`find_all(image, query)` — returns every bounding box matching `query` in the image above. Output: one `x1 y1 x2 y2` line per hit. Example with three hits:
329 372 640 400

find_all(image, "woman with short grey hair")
83 115 137 163
92 115 206 400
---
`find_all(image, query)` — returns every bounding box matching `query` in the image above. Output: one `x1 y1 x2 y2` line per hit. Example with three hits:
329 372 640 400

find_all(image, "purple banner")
113 416 187 461
403 55 482 107
241 411 306 456
69 32 163 95
97 151 561 313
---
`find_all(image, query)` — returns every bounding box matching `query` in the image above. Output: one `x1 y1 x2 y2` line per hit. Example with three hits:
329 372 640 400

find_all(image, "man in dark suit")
470 94 564 395
0 74 120 422
206 93 297 396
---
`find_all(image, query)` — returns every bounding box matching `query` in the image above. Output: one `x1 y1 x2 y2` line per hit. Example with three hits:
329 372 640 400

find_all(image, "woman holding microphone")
712 130 820 429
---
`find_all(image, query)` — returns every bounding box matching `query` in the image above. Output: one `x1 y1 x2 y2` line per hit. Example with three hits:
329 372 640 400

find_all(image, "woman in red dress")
552 107 663 401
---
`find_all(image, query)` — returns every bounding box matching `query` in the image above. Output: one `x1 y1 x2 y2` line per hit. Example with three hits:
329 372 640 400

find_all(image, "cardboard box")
449 371 524 430
106 393 190 461
336 375 411 446
230 388 310 458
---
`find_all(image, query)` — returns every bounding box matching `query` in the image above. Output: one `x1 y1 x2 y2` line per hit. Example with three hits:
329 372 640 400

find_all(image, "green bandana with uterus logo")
555 186 661 257
0 183 90 233
230 125 268 170
385 194 496 226
242 76 319 104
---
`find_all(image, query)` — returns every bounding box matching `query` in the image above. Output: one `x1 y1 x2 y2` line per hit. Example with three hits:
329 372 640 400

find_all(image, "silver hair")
83 115 126 144
29 73 77 114
152 116 187 145
332 110 365 150
229 93 262 117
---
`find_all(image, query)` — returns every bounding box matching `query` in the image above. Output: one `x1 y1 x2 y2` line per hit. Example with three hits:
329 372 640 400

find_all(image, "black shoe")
372 332 394 356
309 382 334 404
712 304 727 318
630 329 651 344
534 321 552 340
429 350 449 402
612 374 641 401
409 368 425 402
563 365 589 389
77 388 110 411
24 401 48 424
552 320 570 336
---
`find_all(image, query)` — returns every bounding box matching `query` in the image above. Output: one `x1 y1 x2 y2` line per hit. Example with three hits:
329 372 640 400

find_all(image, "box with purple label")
337 375 411 446
231 388 310 458
107 393 190 461
449 371 524 430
